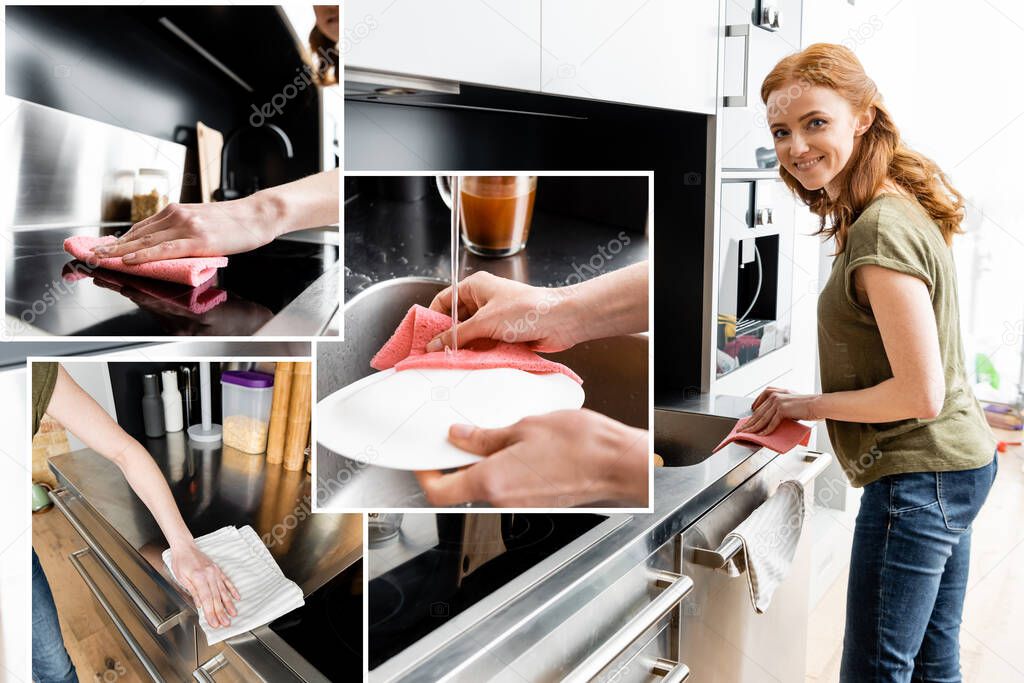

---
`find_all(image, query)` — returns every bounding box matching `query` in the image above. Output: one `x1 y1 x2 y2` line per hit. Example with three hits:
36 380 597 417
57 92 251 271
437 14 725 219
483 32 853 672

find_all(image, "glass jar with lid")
131 168 170 223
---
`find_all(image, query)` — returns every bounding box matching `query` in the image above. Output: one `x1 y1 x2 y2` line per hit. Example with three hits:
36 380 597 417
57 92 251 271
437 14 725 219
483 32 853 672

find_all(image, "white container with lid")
220 371 275 454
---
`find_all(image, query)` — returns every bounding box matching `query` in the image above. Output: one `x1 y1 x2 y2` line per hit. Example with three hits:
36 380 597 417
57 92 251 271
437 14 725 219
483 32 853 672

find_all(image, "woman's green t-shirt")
817 194 995 487
32 362 58 437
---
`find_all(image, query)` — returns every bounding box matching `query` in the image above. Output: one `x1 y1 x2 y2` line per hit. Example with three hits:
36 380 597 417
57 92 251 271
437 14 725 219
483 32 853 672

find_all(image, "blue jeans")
32 549 78 683
840 455 998 683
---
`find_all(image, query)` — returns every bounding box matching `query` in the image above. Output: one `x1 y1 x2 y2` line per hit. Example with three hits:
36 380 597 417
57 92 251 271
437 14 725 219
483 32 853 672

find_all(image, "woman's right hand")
170 542 240 628
426 272 582 352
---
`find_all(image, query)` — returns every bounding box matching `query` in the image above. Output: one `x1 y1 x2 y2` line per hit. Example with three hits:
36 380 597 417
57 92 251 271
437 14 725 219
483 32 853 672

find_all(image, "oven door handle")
69 548 168 683
562 569 694 683
50 487 187 634
688 450 832 573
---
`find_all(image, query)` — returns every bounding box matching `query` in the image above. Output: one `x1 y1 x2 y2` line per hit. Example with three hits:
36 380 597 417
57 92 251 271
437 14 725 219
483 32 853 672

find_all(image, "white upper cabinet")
344 0 541 91
539 0 719 113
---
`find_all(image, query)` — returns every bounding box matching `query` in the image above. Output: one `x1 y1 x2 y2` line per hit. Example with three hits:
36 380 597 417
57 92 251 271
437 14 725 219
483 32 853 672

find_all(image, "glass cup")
436 175 538 257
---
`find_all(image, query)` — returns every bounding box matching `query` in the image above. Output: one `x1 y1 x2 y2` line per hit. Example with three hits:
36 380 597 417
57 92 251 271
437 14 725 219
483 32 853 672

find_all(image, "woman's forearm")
46 367 195 550
567 261 649 343
115 441 194 548
815 377 941 424
257 168 340 236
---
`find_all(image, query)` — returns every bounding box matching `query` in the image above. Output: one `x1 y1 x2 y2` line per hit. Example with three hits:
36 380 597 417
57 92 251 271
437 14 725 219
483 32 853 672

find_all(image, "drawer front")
496 538 692 683
676 450 825 681
194 632 332 683
51 488 198 671
71 548 189 682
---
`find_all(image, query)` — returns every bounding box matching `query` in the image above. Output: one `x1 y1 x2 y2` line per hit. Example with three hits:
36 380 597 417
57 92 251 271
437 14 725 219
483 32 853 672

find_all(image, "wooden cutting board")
196 121 223 203
457 514 507 585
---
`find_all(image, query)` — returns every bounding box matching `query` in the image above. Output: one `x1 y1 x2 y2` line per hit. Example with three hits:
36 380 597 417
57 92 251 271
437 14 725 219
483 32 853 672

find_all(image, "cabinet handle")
758 0 782 31
687 451 832 573
756 208 774 226
562 569 695 683
69 548 168 683
193 654 226 682
652 657 692 682
724 24 751 108
50 487 187 634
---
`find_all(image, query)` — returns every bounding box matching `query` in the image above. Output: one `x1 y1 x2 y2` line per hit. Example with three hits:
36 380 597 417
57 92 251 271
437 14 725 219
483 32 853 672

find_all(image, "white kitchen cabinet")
719 0 803 169
539 0 718 113
343 0 541 91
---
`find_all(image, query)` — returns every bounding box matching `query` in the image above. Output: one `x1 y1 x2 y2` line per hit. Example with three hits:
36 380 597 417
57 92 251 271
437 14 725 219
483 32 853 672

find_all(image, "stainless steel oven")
716 178 795 379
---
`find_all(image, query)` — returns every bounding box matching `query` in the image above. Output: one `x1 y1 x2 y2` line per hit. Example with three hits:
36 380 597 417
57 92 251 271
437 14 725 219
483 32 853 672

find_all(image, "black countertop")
344 191 649 299
7 225 339 337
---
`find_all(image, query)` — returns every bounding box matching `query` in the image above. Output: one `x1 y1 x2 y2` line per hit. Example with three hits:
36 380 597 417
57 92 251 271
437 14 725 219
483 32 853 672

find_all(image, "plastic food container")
221 371 275 454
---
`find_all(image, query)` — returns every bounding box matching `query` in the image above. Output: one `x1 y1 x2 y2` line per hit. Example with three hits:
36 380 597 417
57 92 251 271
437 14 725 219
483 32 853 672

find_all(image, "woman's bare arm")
45 365 240 626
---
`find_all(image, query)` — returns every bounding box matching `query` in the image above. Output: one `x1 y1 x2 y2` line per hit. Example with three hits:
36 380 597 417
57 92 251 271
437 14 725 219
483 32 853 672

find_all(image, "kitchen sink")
654 409 739 467
317 277 649 508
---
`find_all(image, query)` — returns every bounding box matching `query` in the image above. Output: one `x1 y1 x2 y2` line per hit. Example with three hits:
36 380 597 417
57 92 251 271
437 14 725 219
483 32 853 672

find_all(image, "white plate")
316 367 585 471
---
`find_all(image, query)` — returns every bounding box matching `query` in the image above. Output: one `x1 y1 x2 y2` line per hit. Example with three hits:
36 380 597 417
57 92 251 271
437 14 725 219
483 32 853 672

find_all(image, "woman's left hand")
744 387 822 435
170 542 241 628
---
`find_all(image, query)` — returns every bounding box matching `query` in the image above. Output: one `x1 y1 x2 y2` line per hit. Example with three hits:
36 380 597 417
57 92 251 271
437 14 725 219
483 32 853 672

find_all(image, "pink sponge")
713 416 811 454
371 304 583 384
64 235 227 287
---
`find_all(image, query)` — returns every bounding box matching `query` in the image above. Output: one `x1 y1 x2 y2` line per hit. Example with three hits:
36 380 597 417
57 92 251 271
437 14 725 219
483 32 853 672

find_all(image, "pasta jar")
220 371 275 454
131 168 169 223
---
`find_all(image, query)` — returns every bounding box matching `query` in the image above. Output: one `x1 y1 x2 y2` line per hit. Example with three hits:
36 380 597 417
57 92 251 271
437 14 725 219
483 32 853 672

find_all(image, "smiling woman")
754 43 999 683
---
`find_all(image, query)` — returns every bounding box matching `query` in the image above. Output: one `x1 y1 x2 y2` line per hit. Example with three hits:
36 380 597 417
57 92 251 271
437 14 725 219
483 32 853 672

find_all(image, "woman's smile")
794 155 825 172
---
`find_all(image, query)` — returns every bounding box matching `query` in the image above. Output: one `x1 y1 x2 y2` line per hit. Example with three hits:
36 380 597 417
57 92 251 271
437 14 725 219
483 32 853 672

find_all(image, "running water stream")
448 174 460 356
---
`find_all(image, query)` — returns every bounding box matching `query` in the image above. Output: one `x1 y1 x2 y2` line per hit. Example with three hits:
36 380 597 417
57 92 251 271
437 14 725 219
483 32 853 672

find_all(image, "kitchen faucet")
214 123 294 201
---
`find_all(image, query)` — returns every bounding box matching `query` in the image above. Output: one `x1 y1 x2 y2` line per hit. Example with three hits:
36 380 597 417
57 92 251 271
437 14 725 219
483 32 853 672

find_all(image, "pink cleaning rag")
64 235 227 287
371 304 583 384
713 416 811 454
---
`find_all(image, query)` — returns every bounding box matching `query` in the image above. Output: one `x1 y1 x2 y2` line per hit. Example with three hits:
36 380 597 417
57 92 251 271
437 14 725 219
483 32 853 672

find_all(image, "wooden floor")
33 504 148 683
806 434 1024 682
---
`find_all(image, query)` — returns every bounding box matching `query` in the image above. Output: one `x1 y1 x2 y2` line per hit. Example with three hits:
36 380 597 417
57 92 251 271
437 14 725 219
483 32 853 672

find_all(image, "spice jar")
131 168 169 223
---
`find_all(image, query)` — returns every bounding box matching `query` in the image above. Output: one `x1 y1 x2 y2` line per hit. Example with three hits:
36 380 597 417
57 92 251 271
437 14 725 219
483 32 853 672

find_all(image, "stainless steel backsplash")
2 97 186 229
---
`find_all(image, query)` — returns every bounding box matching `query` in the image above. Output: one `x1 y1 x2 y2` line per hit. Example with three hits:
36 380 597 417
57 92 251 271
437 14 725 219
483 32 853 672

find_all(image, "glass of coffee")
436 176 537 257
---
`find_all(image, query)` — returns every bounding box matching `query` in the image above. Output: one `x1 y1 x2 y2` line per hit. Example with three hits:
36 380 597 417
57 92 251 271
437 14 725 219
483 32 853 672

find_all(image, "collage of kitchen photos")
6 2 1024 683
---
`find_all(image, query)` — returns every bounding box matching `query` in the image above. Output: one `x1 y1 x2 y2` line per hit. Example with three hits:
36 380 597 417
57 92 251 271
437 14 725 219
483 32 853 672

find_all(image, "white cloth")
161 525 304 645
726 480 805 614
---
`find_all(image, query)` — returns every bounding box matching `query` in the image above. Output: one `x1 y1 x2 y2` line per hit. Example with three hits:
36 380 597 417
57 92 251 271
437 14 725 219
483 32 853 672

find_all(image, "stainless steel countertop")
48 435 361 602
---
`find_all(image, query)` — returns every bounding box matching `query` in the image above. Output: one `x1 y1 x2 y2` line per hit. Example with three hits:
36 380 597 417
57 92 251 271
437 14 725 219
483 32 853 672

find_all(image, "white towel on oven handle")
161 525 304 645
725 480 805 614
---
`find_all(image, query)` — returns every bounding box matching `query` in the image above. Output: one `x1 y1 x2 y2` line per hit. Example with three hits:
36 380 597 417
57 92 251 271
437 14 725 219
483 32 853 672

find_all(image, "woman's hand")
91 169 339 265
425 271 583 353
744 387 822 435
91 195 284 264
414 409 649 507
170 542 240 628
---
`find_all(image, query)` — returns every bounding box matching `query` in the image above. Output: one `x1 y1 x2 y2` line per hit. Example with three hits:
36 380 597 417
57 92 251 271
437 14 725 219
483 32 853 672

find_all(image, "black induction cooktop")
5 226 338 336
368 513 606 670
269 558 363 682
